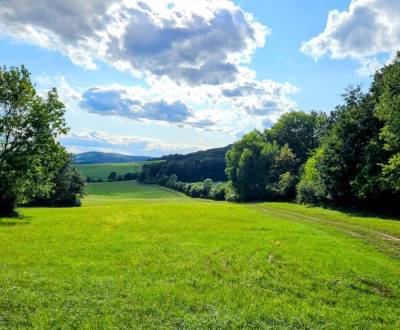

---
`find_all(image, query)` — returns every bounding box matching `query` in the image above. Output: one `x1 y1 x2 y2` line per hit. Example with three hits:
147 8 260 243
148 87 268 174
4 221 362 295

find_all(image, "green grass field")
0 181 399 328
76 161 154 180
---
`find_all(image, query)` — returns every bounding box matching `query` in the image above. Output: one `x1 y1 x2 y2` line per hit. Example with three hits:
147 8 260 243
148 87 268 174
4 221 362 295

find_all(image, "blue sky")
0 0 397 156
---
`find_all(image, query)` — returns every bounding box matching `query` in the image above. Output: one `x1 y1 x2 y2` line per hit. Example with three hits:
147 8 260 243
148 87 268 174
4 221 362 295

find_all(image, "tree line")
141 54 400 212
139 146 229 183
0 66 85 216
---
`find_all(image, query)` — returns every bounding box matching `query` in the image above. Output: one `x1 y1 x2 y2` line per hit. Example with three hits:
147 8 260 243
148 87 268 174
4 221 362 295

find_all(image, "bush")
224 182 239 202
188 183 205 198
154 174 232 201
208 182 227 201
29 157 85 207
203 179 213 196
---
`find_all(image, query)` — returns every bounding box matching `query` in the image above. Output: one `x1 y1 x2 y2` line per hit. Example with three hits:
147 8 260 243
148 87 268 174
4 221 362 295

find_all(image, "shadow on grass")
312 203 400 222
0 212 31 226
249 199 400 222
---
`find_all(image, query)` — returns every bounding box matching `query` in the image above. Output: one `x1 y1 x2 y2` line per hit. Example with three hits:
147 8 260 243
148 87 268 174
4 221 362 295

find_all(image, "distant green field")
1 182 399 328
76 161 153 180
86 181 184 202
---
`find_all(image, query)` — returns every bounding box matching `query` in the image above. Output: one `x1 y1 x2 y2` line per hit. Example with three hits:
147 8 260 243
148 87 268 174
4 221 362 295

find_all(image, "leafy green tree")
375 54 400 192
0 66 68 215
266 144 298 199
265 111 327 163
313 87 380 204
226 130 279 201
297 148 327 204
30 156 85 207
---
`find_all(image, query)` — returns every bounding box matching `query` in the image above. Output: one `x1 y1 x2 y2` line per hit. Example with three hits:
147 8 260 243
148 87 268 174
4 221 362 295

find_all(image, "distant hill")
74 152 153 164
140 145 231 183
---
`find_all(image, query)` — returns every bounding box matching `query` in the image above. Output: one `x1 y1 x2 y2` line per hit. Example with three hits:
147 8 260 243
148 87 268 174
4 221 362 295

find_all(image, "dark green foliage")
225 111 324 202
316 86 380 204
265 111 328 163
297 54 400 211
86 177 103 183
265 144 298 199
296 149 327 204
139 146 230 183
107 171 138 182
208 182 227 201
30 156 85 207
154 173 231 201
226 130 300 201
108 171 117 181
0 66 70 215
121 172 138 181
226 131 278 201
374 54 400 193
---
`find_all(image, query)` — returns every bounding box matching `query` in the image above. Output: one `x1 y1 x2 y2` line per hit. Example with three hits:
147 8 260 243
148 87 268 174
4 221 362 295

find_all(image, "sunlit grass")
77 161 153 180
0 182 399 328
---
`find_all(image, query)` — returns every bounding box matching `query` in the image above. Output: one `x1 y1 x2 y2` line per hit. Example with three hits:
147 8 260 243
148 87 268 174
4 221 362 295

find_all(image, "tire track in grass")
252 204 400 259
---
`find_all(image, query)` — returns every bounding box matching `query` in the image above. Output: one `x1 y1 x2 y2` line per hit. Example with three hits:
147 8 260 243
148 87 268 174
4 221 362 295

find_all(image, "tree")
108 171 117 181
0 65 69 215
226 130 279 201
30 156 85 207
265 111 327 164
375 53 400 193
266 144 298 199
296 148 327 204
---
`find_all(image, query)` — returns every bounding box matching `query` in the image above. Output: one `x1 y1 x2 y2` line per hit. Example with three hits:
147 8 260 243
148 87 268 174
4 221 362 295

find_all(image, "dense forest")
139 146 230 183
145 54 400 213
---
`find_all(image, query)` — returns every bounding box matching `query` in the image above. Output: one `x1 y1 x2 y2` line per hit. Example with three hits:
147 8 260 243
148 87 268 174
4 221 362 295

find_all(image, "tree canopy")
0 65 84 215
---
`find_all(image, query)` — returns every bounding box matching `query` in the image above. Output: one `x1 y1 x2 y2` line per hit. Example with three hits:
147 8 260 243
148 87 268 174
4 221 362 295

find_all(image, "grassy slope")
77 162 153 180
0 182 399 328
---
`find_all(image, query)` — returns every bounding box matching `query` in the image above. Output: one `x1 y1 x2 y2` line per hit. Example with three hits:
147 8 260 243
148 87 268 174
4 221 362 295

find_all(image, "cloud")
221 78 298 116
0 0 267 85
4 0 299 136
80 86 192 124
77 77 298 133
60 129 209 156
35 75 82 103
301 0 400 75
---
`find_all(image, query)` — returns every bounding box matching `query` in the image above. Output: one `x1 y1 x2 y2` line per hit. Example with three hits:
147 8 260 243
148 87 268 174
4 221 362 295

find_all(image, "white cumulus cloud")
301 0 400 75
0 0 267 85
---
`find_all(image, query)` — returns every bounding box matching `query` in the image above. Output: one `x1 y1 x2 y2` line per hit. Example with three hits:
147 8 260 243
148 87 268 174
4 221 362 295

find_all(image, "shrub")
188 183 205 198
208 182 227 201
203 179 214 196
224 182 239 202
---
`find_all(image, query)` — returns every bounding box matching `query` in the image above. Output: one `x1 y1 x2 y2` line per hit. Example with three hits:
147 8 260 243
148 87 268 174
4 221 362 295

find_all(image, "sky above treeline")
1 0 398 156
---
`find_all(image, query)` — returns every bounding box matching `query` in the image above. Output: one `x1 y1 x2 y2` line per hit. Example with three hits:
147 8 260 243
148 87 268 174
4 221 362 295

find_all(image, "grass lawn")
0 182 399 328
76 161 155 180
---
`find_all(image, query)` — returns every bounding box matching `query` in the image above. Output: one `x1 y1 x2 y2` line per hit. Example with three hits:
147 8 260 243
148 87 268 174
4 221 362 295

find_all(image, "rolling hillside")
74 151 153 164
76 161 156 180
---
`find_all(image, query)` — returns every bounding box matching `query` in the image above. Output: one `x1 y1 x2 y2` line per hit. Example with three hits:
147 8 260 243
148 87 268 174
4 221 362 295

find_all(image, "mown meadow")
77 162 153 181
1 181 399 328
